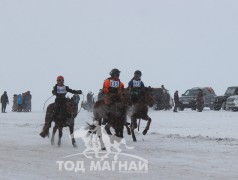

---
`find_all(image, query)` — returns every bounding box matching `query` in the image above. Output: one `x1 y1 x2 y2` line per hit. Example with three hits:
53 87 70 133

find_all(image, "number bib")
109 80 120 88
132 80 141 87
57 86 67 94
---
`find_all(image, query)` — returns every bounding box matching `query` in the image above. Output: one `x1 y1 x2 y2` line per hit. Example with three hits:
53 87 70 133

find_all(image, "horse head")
120 88 132 106
71 94 80 105
144 86 156 107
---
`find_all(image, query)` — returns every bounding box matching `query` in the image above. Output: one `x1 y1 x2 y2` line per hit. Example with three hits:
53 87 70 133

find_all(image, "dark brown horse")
45 94 80 147
93 92 131 139
128 87 155 142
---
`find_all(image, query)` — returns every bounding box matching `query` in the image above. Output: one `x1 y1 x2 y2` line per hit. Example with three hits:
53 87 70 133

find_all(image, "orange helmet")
57 76 64 81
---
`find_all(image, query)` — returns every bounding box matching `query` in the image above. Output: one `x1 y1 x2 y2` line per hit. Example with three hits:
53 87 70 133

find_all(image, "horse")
44 94 80 147
93 92 131 139
128 87 155 142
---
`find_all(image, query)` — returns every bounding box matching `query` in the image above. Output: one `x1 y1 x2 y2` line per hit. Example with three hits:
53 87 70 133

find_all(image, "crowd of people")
0 91 31 113
12 91 32 112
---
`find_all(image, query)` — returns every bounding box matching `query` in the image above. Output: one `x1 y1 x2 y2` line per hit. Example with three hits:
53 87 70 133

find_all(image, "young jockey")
39 75 82 138
102 68 124 125
128 70 145 104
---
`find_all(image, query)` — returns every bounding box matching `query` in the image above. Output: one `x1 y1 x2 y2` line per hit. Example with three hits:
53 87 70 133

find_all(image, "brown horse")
44 94 80 147
93 92 131 139
128 87 155 142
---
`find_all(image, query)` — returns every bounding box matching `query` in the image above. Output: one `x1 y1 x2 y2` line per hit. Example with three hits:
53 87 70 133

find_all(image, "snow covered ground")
0 108 238 180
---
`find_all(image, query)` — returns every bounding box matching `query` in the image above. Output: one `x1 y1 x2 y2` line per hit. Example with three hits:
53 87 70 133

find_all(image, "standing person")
25 91 32 112
12 94 18 112
173 90 180 112
1 91 9 113
128 70 145 104
162 90 170 110
196 89 204 112
86 91 94 112
97 89 103 101
40 75 82 138
102 68 124 125
17 94 23 112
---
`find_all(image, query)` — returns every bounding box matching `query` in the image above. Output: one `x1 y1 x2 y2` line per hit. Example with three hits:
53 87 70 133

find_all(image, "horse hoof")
39 132 45 138
101 147 106 151
73 143 77 148
143 130 148 135
133 139 137 142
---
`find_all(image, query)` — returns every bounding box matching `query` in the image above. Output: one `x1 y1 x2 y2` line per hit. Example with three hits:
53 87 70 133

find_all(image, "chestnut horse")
45 94 80 147
128 87 155 142
93 92 131 139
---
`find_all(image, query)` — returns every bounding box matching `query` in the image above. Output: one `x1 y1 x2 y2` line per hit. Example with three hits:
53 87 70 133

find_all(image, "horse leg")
142 116 152 135
130 116 137 142
117 123 124 138
105 123 112 135
58 127 63 146
96 126 106 150
51 125 57 145
125 124 131 135
69 124 77 147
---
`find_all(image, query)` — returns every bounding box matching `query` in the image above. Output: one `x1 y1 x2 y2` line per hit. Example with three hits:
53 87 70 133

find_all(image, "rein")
43 95 54 111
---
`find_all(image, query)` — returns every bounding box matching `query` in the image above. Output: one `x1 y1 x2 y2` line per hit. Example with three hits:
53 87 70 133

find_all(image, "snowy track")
0 109 237 180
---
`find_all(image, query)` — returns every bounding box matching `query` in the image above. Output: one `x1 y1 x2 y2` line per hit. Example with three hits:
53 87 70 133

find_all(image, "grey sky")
0 0 238 110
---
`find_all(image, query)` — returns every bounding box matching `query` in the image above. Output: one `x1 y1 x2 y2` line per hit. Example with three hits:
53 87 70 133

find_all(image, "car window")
184 89 199 96
225 87 237 96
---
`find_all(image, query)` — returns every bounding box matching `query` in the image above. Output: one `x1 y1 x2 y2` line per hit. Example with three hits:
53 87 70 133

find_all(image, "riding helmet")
134 70 142 77
110 68 120 76
57 75 64 81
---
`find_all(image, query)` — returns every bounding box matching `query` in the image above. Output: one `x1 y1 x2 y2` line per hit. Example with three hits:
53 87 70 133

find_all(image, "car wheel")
191 106 196 110
214 106 221 111
178 106 184 111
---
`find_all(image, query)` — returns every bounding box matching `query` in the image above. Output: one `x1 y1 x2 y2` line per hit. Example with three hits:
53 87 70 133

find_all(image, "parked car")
213 86 238 111
179 87 216 111
224 95 238 111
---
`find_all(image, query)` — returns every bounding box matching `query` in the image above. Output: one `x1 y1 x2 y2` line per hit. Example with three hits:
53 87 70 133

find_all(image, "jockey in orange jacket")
103 68 124 104
101 68 128 125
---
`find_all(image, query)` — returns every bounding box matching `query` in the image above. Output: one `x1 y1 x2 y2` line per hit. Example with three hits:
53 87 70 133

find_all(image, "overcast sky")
0 0 238 110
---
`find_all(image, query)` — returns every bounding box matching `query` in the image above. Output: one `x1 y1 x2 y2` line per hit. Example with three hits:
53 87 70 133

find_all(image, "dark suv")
179 87 216 110
213 86 238 110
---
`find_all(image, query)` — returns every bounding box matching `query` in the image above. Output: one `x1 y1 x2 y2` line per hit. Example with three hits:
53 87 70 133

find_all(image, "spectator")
17 94 23 112
162 90 170 110
173 90 180 112
196 89 204 112
12 94 18 112
1 91 9 113
86 91 94 112
97 89 103 101
24 91 32 112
